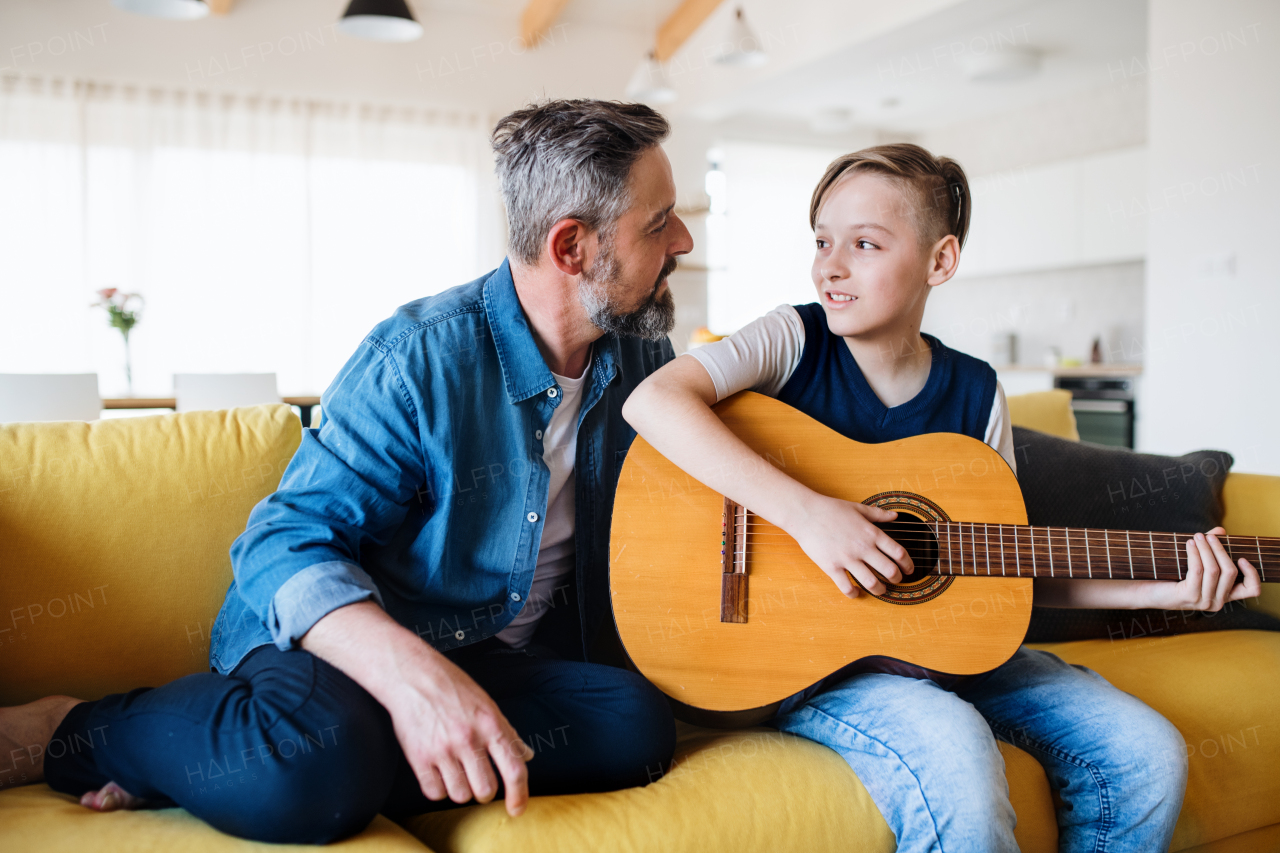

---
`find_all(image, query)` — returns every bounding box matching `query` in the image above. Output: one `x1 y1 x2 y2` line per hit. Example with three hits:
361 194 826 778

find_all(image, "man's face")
579 146 693 340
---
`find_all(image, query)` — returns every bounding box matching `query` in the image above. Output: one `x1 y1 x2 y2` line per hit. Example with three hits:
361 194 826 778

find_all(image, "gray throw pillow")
1011 426 1280 642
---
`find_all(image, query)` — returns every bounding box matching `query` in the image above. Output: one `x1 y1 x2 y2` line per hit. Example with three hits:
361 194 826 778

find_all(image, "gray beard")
578 246 676 341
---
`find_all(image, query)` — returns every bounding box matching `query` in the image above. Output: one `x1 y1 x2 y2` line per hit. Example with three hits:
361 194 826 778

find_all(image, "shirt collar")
484 258 621 403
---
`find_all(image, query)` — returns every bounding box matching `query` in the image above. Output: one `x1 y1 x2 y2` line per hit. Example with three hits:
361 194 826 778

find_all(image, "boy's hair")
809 143 972 250
491 99 670 266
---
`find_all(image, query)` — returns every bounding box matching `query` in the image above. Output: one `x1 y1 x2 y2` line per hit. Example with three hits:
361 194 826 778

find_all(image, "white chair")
174 373 281 412
0 374 101 422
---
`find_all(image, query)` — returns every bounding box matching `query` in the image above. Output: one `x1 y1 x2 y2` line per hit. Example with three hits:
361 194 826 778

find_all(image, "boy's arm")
1035 528 1261 610
622 355 913 597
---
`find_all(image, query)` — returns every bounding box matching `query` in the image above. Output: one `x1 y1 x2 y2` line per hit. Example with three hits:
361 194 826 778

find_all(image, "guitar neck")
929 522 1278 583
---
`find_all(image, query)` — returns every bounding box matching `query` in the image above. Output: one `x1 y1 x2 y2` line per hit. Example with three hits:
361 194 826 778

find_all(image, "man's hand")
789 497 915 597
301 602 534 816
1155 527 1262 611
383 646 534 812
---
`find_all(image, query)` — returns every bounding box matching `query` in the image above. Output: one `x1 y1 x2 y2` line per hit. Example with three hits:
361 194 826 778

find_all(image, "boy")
622 144 1261 853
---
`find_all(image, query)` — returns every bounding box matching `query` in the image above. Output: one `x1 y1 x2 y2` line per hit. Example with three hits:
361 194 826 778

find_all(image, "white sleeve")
985 381 1017 476
685 305 806 402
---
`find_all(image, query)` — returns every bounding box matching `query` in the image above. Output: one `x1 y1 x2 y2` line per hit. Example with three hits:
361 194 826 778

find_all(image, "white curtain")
0 75 505 396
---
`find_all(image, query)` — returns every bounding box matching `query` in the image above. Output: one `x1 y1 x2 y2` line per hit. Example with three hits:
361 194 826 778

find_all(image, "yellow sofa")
2 395 1278 852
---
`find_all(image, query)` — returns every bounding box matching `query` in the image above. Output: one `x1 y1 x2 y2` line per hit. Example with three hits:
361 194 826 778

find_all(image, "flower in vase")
91 288 145 394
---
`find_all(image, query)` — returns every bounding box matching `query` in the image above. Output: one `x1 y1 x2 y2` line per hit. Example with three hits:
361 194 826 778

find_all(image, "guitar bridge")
721 496 748 623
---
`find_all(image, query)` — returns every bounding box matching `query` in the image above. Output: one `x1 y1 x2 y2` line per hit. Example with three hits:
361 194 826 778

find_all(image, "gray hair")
492 99 670 266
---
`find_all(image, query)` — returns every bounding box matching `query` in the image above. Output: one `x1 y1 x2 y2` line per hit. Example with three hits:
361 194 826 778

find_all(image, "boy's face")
810 172 940 341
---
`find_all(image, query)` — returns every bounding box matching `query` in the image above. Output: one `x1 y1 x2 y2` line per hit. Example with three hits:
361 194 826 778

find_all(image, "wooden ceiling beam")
655 0 726 62
206 0 236 14
520 0 573 49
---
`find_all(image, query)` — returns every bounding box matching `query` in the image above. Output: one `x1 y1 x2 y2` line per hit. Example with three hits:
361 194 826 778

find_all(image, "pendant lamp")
625 52 677 105
110 0 209 20
713 8 767 67
338 0 424 42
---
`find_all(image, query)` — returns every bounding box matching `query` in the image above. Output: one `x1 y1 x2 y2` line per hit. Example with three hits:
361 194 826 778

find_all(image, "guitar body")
610 392 1032 717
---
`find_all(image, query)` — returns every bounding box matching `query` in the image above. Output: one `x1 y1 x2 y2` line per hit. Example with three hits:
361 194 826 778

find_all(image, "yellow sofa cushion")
407 725 1058 853
0 405 300 706
1005 389 1080 440
0 785 428 853
1179 823 1280 853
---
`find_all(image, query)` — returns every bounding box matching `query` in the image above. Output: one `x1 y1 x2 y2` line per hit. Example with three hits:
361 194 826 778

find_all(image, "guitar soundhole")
878 515 939 577
863 491 954 605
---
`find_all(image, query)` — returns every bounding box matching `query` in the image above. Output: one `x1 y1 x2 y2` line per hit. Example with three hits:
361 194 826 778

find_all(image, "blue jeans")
44 642 675 844
774 647 1187 853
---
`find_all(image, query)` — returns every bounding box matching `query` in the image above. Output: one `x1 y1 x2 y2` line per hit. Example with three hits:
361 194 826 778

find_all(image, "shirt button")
453 630 465 641
510 592 522 602
548 388 559 398
527 511 539 523
534 429 543 439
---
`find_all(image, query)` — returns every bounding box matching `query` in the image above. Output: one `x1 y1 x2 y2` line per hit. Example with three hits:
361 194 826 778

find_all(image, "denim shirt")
209 260 674 674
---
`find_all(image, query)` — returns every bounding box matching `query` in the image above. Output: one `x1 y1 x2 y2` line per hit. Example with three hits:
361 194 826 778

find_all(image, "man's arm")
230 338 427 651
1035 528 1261 611
234 336 532 813
300 602 533 815
621 355 912 597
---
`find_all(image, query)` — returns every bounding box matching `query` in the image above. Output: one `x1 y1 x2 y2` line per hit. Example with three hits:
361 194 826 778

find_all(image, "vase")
122 330 134 397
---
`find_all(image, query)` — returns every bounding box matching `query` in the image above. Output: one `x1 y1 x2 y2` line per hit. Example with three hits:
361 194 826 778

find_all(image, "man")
0 99 693 844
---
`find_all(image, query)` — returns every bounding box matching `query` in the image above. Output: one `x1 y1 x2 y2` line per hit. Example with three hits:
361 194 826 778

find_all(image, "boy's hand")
790 497 914 597
1148 527 1261 611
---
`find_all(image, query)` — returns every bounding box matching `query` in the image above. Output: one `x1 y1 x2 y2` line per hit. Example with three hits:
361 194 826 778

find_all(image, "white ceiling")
418 0 689 31
0 0 1147 136
672 0 1148 134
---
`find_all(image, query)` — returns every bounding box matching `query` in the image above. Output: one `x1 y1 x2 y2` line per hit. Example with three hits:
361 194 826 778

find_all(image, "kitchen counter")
994 363 1143 377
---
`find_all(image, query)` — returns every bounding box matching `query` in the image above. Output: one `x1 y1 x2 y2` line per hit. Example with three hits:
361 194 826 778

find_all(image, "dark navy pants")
43 641 675 844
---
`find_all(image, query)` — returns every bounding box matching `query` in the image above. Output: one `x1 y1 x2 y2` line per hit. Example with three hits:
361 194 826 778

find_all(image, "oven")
1053 376 1136 448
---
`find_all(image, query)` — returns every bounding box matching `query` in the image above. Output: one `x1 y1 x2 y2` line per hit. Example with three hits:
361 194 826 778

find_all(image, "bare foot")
0 695 84 791
80 780 147 811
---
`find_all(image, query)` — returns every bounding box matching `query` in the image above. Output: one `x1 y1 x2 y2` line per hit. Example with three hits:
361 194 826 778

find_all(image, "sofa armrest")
1222 473 1280 619
1006 390 1080 441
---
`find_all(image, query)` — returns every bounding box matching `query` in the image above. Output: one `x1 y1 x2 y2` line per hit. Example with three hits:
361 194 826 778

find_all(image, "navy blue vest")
776 303 997 444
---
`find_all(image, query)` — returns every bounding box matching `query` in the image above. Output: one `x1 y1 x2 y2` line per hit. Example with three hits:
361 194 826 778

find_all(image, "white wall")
1142 0 1279 474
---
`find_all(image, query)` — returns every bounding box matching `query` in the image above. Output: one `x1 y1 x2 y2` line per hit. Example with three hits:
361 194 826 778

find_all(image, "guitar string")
728 529 1280 557
729 532 1280 556
710 543 1268 579
724 530 1277 572
728 523 1279 555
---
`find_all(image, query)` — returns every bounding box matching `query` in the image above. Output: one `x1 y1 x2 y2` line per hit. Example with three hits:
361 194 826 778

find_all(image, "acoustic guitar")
609 392 1277 723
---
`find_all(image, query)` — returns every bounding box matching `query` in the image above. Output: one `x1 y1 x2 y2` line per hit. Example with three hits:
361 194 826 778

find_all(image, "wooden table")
102 396 322 427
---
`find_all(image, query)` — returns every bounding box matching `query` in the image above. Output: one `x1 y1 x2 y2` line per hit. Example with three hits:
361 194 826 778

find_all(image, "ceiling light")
338 0 424 43
960 47 1041 82
713 8 767 68
110 0 209 20
626 52 677 105
810 108 855 134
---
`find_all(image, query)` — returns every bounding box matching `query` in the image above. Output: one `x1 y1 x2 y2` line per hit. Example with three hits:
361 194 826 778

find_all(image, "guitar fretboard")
928 522 1276 583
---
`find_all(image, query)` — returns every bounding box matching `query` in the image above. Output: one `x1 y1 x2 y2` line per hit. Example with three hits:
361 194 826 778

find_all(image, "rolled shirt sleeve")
265 561 385 651
229 335 428 650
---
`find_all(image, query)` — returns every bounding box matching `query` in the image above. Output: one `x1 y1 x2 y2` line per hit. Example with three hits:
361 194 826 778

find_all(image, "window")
0 79 503 396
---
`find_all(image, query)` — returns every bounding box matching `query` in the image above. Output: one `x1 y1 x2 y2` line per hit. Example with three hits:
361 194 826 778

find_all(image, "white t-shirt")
495 353 592 648
687 305 1017 473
